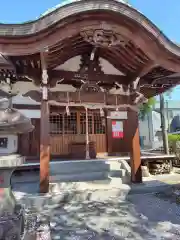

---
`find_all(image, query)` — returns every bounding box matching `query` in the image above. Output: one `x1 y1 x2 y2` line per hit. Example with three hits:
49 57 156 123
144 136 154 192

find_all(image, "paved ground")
12 181 180 240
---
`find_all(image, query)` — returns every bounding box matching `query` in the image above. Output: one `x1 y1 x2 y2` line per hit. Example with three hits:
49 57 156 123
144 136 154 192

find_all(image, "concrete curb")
128 183 178 195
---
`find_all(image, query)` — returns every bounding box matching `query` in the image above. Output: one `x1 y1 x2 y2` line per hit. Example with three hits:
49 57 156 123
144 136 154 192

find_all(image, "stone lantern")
0 97 34 239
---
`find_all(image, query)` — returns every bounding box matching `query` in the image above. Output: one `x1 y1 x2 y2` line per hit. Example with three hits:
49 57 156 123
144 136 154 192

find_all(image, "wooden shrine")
0 0 180 192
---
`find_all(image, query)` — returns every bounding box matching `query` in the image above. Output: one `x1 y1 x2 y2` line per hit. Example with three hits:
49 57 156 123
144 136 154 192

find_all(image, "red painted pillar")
40 100 50 193
128 108 142 183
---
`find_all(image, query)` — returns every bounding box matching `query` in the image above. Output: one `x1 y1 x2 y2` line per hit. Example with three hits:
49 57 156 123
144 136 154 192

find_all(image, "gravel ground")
12 182 180 240
48 193 180 240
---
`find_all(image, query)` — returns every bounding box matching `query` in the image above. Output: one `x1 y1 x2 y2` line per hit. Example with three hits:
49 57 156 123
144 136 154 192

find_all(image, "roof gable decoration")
99 58 125 75
54 56 81 72
53 56 125 76
0 54 8 64
0 54 13 67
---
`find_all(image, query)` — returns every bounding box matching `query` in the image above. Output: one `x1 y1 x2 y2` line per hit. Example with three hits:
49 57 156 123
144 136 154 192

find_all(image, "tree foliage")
138 97 156 121
168 133 180 143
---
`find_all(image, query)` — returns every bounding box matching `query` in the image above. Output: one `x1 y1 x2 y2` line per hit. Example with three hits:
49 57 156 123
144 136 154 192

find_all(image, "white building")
139 100 180 149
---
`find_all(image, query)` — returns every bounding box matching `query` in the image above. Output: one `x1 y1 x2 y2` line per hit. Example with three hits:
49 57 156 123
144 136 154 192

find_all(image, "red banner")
112 121 123 139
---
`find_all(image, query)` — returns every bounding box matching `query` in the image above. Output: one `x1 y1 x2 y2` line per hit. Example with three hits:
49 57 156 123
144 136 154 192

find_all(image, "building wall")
139 111 154 149
139 100 180 150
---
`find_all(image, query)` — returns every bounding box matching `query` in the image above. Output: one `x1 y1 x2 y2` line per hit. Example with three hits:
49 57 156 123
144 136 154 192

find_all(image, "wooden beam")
51 70 128 83
138 61 157 78
130 61 157 90
17 68 129 85
128 108 142 183
40 50 50 193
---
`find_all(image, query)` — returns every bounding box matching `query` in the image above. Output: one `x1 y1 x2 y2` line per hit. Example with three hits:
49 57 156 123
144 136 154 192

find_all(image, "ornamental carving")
80 82 102 93
131 91 148 105
80 28 125 48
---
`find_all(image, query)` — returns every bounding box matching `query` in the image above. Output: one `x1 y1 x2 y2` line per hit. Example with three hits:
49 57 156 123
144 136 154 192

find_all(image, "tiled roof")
40 0 132 18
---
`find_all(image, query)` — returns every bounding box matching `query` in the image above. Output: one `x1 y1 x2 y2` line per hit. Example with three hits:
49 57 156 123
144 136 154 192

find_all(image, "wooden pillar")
40 51 50 193
85 107 90 159
128 108 142 183
104 109 109 155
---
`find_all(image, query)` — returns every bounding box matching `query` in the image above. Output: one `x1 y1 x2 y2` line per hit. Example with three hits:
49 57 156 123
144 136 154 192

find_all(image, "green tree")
138 97 156 121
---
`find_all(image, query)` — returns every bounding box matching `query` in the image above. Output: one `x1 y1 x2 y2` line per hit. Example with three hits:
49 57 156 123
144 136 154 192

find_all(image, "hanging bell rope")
100 108 104 117
66 92 70 116
115 95 118 111
78 90 81 104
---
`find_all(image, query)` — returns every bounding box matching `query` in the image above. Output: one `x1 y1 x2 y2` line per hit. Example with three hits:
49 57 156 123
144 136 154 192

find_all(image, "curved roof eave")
0 0 180 58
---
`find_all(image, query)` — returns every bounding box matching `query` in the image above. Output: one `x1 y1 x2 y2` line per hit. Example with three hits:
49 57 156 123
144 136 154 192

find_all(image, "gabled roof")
0 0 180 99
40 0 132 18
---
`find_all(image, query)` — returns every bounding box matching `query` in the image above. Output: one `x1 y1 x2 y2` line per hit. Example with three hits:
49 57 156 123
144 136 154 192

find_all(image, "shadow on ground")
11 178 180 240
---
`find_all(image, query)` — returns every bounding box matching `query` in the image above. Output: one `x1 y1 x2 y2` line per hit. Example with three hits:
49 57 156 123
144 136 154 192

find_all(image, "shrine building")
0 0 180 192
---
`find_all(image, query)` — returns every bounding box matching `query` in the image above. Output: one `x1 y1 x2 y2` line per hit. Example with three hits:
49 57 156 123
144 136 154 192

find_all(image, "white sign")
108 111 127 119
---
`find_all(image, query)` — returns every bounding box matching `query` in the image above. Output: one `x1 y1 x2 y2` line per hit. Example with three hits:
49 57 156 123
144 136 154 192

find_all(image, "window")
0 138 8 148
80 113 93 134
94 112 105 134
50 114 63 134
64 113 77 134
80 111 105 134
50 111 105 135
50 112 77 134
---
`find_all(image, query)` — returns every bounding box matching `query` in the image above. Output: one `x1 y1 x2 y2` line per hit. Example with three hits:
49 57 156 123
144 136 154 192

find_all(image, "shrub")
168 134 180 143
168 134 180 165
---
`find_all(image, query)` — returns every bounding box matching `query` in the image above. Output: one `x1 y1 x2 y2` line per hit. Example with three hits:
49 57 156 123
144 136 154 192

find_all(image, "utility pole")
160 94 169 154
166 100 170 132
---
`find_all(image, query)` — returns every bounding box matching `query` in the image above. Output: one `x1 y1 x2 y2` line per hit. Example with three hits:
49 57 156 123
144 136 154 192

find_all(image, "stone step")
50 171 111 182
12 171 113 184
12 160 125 184
109 169 126 178
50 160 111 175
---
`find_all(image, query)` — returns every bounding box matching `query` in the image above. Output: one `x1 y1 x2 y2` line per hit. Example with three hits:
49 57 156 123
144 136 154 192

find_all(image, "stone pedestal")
0 154 25 239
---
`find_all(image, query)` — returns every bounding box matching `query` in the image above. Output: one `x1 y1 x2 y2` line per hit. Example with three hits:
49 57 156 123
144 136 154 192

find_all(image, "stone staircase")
12 159 131 185
50 159 130 183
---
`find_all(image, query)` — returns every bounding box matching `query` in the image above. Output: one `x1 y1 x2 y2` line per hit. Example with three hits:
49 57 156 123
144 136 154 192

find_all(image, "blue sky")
0 0 180 99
